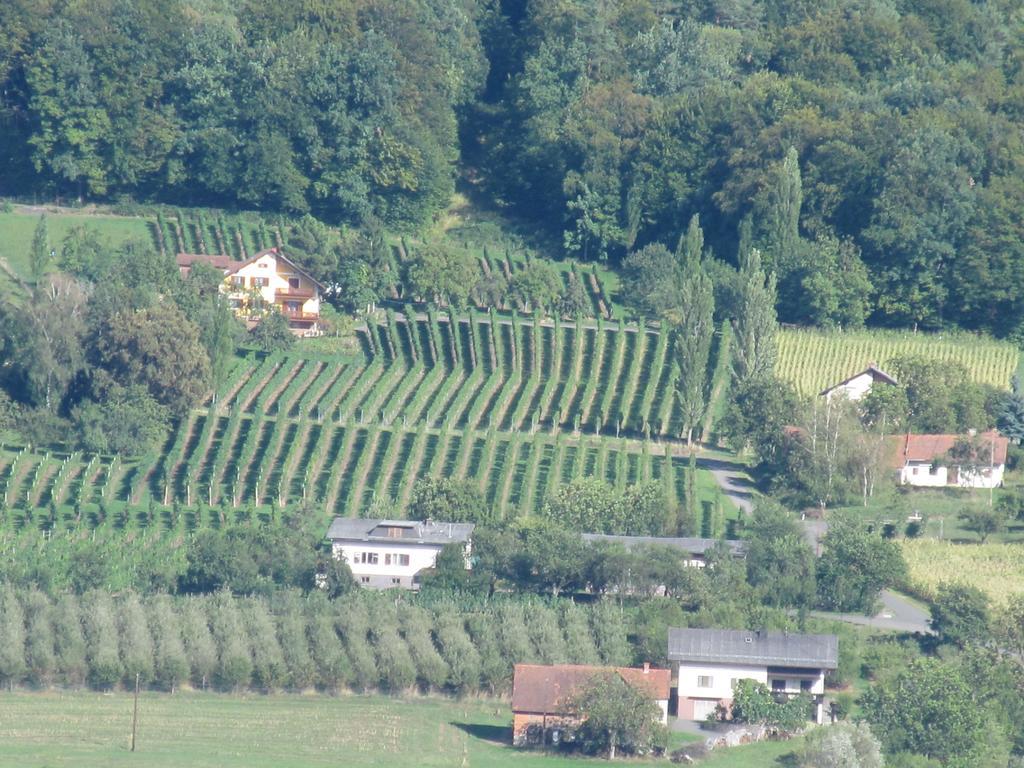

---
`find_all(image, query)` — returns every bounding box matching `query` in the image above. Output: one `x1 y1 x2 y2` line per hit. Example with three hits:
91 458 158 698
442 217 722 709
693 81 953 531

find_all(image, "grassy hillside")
0 691 798 768
776 327 1020 395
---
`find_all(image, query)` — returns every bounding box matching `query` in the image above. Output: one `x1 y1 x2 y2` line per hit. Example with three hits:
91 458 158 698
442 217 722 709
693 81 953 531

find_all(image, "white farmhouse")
819 364 897 402
668 628 838 725
177 247 324 336
889 431 1008 489
326 518 474 589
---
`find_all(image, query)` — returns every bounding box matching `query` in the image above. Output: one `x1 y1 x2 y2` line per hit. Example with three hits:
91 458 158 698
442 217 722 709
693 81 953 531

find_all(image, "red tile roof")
175 253 235 271
888 431 1008 468
511 664 670 715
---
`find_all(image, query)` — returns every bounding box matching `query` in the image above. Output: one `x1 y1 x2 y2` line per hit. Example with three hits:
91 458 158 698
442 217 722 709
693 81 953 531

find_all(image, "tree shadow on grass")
450 721 511 746
775 752 800 767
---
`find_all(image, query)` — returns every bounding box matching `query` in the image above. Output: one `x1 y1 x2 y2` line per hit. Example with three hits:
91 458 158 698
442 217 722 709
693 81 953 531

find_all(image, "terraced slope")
0 312 737 523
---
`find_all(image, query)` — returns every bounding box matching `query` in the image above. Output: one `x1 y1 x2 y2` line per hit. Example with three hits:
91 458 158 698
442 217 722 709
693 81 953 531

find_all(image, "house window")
357 552 378 565
800 680 813 692
697 676 713 688
360 576 370 584
398 554 410 566
771 679 786 692
911 466 919 475
288 277 300 290
230 276 244 287
251 276 268 288
391 578 401 585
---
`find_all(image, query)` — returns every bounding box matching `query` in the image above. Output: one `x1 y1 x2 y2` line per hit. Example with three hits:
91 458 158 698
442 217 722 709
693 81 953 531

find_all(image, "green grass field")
0 209 154 281
776 327 1020 394
0 692 798 768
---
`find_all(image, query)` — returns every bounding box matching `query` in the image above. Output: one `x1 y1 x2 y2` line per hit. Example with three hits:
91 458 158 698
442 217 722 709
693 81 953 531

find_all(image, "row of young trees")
0 587 632 695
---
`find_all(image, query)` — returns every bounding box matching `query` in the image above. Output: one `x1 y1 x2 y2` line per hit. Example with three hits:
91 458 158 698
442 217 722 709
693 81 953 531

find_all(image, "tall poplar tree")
731 245 778 384
673 214 714 445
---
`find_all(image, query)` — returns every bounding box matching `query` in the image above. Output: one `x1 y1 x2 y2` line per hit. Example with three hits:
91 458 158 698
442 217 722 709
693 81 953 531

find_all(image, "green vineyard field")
0 313 734 526
776 327 1021 396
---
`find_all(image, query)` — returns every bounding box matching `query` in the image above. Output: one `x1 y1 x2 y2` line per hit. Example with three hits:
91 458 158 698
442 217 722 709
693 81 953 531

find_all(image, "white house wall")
827 372 875 402
333 541 445 589
898 463 1004 489
675 661 767 701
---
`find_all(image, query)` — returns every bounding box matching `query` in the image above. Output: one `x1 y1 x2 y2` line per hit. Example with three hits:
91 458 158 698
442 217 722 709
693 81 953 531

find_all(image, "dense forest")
2 0 1024 336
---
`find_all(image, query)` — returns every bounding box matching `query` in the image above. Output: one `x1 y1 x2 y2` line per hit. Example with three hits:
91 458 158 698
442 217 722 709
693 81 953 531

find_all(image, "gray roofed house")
326 518 474 590
667 628 838 669
669 628 839 724
581 533 746 565
326 517 475 545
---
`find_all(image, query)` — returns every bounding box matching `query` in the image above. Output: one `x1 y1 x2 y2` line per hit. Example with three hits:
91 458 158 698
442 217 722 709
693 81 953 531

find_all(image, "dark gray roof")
326 518 474 545
581 533 747 558
667 628 838 669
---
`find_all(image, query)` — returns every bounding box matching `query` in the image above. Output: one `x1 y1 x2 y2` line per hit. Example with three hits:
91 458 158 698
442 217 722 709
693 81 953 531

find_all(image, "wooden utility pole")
131 672 140 752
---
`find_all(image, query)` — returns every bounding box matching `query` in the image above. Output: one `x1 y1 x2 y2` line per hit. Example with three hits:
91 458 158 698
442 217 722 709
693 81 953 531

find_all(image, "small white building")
668 628 838 725
890 431 1008 489
819 365 897 402
326 517 474 589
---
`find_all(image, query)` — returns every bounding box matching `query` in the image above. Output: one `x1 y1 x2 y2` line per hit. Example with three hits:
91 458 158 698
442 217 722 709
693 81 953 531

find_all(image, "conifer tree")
673 215 715 444
29 215 50 284
731 246 778 384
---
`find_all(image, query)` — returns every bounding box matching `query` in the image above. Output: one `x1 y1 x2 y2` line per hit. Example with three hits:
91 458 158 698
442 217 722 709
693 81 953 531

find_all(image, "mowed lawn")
0 209 154 281
0 692 799 768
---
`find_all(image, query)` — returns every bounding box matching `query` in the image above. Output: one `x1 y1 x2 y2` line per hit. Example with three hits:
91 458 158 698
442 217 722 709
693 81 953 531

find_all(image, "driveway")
697 457 755 515
808 589 933 634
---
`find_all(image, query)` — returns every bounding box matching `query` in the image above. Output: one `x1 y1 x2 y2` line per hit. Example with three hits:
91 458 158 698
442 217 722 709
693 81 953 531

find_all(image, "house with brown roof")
176 248 324 336
888 430 1008 489
820 364 897 402
511 663 670 746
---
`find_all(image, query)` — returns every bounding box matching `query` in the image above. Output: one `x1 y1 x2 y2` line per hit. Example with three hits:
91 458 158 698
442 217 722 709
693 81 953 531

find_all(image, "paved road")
697 457 755 515
808 589 933 634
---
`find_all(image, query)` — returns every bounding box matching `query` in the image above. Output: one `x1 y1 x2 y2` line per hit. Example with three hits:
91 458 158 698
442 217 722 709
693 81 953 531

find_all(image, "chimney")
643 662 650 674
